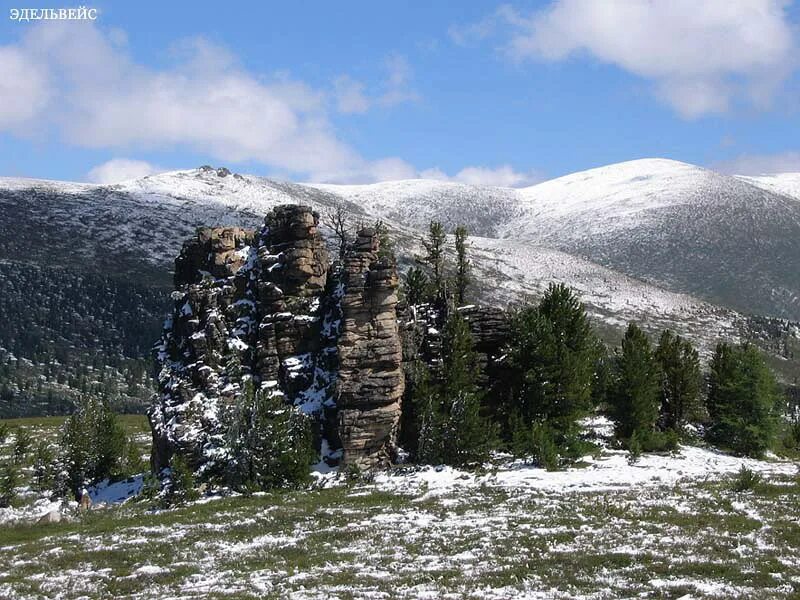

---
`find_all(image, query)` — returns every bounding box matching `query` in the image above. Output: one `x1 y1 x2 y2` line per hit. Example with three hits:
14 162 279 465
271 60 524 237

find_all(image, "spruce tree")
421 221 447 299
453 225 470 305
609 323 661 445
506 284 598 456
707 343 780 457
655 330 701 432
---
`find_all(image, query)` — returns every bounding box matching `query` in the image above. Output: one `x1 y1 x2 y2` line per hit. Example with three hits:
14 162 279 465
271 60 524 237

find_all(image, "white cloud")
0 22 415 182
87 158 162 184
712 151 800 175
0 46 50 131
333 76 371 114
421 164 544 187
333 54 419 114
488 0 796 118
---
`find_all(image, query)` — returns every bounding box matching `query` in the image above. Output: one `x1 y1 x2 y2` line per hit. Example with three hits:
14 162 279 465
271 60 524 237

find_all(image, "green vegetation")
707 343 781 457
506 283 599 465
226 387 316 492
0 471 798 599
415 311 497 467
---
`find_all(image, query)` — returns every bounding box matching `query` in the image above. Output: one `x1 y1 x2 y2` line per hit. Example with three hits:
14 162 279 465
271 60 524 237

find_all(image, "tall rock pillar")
336 228 404 467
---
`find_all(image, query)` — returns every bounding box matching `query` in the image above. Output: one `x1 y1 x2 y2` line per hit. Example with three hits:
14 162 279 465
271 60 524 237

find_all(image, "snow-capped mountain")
1 158 798 413
736 172 800 201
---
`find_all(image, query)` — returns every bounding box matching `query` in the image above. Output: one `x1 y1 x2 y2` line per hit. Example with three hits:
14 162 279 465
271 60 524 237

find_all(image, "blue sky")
1 0 799 185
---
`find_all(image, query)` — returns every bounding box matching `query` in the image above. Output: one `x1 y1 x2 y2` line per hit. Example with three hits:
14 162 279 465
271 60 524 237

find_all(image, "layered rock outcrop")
336 230 404 468
149 205 404 476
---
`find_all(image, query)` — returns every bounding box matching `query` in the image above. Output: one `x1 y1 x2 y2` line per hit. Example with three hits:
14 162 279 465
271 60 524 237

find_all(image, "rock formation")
336 229 404 468
149 205 405 477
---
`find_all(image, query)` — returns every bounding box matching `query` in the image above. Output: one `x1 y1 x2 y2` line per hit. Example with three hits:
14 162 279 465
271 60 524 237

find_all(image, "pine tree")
415 311 497 467
32 442 55 493
506 284 598 455
374 219 395 260
609 323 661 446
421 221 447 299
707 343 780 457
161 454 199 507
404 266 430 306
228 388 315 491
453 225 470 305
57 396 127 498
0 461 18 508
12 428 32 463
655 330 701 431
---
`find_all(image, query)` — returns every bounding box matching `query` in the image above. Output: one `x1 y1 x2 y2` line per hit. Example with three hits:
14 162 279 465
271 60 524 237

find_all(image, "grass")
0 416 799 599
0 475 797 599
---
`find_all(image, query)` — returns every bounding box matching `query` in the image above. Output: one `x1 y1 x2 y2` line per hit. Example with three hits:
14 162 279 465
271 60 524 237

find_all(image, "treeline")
401 221 797 469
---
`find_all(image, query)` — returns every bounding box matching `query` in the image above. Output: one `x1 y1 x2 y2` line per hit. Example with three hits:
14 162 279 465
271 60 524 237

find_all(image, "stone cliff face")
149 205 404 476
336 230 405 468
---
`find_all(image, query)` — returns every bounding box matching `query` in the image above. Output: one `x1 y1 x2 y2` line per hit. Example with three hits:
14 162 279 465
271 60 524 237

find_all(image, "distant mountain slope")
1 159 798 415
737 173 800 201
504 159 800 320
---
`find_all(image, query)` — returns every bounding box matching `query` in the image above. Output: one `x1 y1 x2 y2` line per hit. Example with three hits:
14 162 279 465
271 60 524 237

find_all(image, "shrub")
731 466 762 492
511 417 559 471
707 343 780 458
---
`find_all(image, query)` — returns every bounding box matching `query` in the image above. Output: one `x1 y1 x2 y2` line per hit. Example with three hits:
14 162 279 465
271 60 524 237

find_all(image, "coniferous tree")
608 323 662 446
0 461 18 508
416 311 497 467
506 284 598 457
707 343 780 457
421 221 447 299
12 428 32 463
57 396 127 498
453 225 470 305
404 266 430 306
655 330 701 432
32 441 55 493
374 219 394 260
227 387 315 491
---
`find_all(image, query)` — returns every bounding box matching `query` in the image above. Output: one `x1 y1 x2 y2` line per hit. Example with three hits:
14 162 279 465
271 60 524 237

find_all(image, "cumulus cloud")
333 54 419 114
712 151 800 175
0 46 50 131
333 76 371 114
465 0 796 118
421 164 544 187
0 22 418 183
87 158 162 184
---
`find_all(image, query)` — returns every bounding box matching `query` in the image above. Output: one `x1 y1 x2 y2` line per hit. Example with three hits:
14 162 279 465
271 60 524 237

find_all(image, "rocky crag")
149 205 404 475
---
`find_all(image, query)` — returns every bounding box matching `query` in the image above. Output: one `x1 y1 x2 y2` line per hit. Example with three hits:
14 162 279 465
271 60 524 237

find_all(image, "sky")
0 0 799 186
